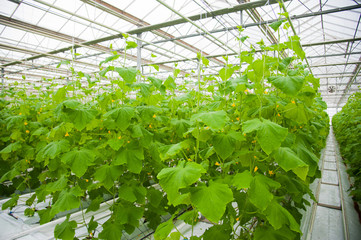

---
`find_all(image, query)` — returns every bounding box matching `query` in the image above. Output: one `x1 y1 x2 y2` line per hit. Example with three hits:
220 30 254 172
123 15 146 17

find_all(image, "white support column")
136 32 142 81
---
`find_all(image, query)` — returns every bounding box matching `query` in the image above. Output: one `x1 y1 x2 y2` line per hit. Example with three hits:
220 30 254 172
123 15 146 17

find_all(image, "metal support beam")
311 61 361 67
156 0 237 54
308 51 361 59
337 57 361 106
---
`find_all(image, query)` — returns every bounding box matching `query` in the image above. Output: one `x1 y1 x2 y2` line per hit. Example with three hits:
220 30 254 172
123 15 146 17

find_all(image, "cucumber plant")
0 22 329 240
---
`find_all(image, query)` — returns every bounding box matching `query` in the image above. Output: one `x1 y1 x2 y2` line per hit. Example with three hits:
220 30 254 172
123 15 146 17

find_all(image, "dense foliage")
0 26 329 239
332 91 361 203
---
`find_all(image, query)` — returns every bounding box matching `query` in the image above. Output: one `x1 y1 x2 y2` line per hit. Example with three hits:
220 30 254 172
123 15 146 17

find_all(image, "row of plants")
0 21 329 239
332 91 361 203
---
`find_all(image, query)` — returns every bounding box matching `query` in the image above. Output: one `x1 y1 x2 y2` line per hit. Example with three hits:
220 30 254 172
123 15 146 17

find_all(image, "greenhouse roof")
1 0 361 108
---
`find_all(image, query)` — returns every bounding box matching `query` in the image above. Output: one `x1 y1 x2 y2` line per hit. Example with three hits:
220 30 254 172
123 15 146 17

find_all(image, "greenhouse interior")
0 0 361 239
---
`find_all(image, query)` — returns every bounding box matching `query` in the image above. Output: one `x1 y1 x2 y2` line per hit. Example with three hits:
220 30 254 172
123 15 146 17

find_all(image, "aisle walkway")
305 127 361 240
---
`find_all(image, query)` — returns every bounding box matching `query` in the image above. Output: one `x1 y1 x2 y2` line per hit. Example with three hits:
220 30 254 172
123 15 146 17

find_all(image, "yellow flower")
277 113 281 117
236 217 240 221
112 99 115 103
108 130 111 134
264 91 268 94
254 166 258 172
85 179 89 182
127 140 130 143
99 137 102 140
26 130 30 134
118 136 121 139
236 162 239 164
254 156 257 159
205 126 209 130
40 108 42 111
269 170 274 175
147 172 151 175
19 112 22 115
153 114 156 118
65 132 69 137
236 117 240 121
276 105 279 108
232 103 236 107
300 126 303 129
244 89 249 93
149 124 152 128
215 162 220 166
291 100 296 104
100 128 103 130
170 139 173 142
252 140 256 144
37 112 40 115
188 158 192 161
243 133 246 136
24 122 28 126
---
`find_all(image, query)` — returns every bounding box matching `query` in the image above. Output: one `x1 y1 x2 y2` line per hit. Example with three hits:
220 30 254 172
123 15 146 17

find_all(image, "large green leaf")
254 225 297 240
98 221 123 240
273 147 309 181
114 67 137 83
232 170 253 190
294 142 319 177
54 215 77 240
219 66 236 81
93 165 123 189
190 181 233 222
286 35 305 60
284 103 311 123
202 225 232 240
50 186 83 216
243 119 288 155
104 107 135 131
36 140 70 161
57 100 97 131
170 119 191 137
191 111 229 130
158 140 191 161
114 202 144 228
154 218 173 240
114 147 144 174
46 175 68 192
257 119 288 155
212 133 235 160
264 200 301 232
61 148 95 177
248 174 281 211
268 75 305 96
0 141 22 154
157 161 206 204
119 182 146 204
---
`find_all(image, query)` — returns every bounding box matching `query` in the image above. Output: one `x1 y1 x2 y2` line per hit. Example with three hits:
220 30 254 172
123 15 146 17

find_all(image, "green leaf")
57 100 97 131
256 119 288 155
212 133 235 160
191 111 229 130
119 182 146 204
54 215 77 240
36 140 70 161
51 186 83 216
243 119 288 155
248 174 280 211
99 54 119 66
233 170 253 190
114 67 137 83
0 141 22 154
284 103 311 123
86 196 103 213
202 225 232 240
269 19 285 31
46 175 68 192
157 161 206 204
286 35 305 60
154 218 173 240
158 140 190 161
99 221 123 240
114 202 144 227
88 216 98 233
273 147 309 181
166 232 181 240
107 138 124 151
1 194 19 210
114 147 144 174
61 149 95 177
170 119 191 138
219 66 236 81
164 76 177 89
264 200 301 232
268 75 305 96
242 118 262 133
104 107 135 131
254 225 296 240
93 165 123 190
126 40 137 50
190 181 233 222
